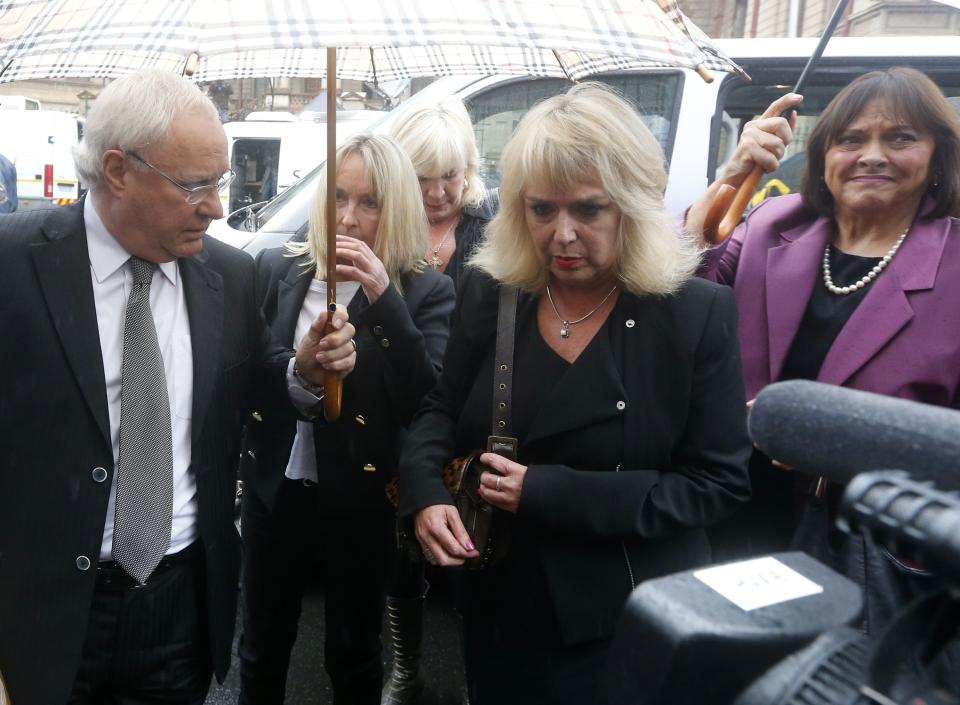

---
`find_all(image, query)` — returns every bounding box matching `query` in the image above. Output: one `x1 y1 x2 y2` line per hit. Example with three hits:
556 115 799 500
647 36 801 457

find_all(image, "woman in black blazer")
397 84 752 705
238 134 455 705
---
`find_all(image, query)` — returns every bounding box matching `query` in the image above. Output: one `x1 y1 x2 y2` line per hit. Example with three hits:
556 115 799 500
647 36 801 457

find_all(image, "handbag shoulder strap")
488 284 519 459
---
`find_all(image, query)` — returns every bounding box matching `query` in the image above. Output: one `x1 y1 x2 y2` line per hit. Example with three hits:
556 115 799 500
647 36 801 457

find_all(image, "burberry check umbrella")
0 0 744 419
0 0 743 83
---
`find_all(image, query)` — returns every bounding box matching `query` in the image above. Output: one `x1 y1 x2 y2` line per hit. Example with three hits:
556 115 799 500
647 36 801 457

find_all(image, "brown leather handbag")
387 285 518 570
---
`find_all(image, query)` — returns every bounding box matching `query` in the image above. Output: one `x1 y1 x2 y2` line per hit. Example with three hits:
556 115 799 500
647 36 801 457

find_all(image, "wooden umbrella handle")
702 166 763 244
322 317 343 421
701 183 736 244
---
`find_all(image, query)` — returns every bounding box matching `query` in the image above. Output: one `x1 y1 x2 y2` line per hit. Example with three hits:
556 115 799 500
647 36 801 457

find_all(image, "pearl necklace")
545 284 618 338
427 217 459 269
822 226 910 296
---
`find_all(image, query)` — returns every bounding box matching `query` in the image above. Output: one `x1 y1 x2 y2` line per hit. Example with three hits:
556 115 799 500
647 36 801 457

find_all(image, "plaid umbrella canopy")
0 0 744 419
0 0 744 84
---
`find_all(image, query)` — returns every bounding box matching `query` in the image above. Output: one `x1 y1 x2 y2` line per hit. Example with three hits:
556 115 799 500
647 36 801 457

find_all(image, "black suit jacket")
398 267 752 644
0 201 290 704
241 248 455 515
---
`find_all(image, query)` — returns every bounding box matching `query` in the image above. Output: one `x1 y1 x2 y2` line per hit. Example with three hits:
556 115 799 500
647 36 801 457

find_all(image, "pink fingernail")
465 539 475 551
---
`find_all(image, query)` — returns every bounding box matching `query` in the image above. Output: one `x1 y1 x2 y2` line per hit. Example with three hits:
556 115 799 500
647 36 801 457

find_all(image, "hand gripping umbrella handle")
322 325 343 421
701 0 850 245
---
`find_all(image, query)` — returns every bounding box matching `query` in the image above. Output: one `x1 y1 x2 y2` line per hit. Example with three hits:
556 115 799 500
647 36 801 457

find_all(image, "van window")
466 73 683 189
230 138 281 213
712 61 960 212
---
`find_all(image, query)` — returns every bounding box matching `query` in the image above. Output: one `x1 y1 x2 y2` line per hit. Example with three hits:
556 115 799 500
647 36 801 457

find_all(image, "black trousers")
69 543 212 705
238 478 394 705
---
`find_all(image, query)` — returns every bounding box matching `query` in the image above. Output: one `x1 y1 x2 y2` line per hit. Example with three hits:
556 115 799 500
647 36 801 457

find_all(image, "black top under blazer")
398 267 752 645
241 249 456 515
0 201 291 705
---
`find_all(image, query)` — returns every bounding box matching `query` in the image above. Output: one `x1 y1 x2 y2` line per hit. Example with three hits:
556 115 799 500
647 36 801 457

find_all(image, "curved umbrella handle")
701 183 736 244
702 166 762 244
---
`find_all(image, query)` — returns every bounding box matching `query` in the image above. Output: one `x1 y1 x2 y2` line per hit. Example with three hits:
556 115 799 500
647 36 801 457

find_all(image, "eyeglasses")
125 151 235 205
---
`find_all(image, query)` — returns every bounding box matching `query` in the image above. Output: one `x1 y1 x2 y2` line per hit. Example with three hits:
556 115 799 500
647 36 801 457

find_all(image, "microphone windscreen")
749 380 960 489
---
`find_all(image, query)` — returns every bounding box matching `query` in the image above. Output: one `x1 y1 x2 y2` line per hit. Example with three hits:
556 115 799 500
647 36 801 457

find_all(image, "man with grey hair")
0 69 356 704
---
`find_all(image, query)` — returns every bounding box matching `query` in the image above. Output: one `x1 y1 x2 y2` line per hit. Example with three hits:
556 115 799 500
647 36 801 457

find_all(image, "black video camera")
598 381 960 705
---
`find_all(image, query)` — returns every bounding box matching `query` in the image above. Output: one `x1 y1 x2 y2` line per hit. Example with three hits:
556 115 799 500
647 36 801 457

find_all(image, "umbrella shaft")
790 0 850 98
326 47 337 303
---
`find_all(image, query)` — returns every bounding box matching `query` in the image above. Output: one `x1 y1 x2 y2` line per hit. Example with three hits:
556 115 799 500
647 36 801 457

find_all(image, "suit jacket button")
355 415 366 425
616 400 626 410
91 466 108 483
251 411 264 422
76 555 91 571
373 325 384 336
380 338 390 348
362 463 377 472
625 319 636 328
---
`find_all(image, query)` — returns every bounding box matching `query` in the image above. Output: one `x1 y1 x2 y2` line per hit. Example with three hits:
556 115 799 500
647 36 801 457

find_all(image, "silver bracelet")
293 361 325 396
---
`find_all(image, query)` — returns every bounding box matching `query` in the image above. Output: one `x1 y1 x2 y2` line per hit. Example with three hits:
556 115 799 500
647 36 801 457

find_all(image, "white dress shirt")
84 199 197 560
285 278 360 482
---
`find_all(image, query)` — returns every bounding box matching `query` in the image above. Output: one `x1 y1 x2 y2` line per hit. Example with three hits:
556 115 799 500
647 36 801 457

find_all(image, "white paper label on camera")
693 557 823 611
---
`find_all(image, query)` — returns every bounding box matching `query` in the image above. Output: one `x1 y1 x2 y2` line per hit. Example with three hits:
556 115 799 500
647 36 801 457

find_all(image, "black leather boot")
381 595 425 705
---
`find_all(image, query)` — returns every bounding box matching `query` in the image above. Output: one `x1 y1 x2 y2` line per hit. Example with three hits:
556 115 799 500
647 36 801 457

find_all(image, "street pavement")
205 572 467 705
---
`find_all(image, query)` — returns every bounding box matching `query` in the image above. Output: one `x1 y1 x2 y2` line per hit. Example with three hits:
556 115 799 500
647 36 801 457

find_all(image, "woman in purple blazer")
685 67 960 638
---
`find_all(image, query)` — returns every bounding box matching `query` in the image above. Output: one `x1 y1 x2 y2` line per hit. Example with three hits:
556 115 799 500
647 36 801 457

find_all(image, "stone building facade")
680 0 959 37
0 78 106 114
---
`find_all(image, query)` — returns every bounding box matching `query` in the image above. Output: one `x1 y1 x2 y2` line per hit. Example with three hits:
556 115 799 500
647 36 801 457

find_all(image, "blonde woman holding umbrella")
238 134 455 705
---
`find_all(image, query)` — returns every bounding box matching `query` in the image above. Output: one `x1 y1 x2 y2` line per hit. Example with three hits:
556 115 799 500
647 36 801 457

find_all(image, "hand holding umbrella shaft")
295 304 356 414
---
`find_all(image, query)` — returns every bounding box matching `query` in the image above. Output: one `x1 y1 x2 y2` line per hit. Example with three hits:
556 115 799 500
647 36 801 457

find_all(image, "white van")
0 110 84 210
219 110 387 217
0 95 42 111
218 36 960 256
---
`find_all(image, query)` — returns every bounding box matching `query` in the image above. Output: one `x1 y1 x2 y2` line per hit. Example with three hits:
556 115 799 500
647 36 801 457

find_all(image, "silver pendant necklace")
545 284 618 338
428 217 459 269
822 225 909 295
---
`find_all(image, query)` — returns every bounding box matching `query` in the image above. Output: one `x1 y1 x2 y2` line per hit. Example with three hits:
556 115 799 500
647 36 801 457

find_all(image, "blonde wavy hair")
287 133 428 293
470 82 699 296
388 95 484 209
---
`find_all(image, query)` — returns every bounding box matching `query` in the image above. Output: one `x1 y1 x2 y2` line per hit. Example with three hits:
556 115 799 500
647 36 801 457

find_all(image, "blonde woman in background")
390 95 498 292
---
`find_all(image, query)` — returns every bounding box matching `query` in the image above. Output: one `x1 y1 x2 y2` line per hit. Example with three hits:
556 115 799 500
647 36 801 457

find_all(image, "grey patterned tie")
113 256 174 584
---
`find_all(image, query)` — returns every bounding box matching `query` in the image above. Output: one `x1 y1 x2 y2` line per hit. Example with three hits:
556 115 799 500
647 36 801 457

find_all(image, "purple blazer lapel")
764 216 831 384
818 210 949 386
